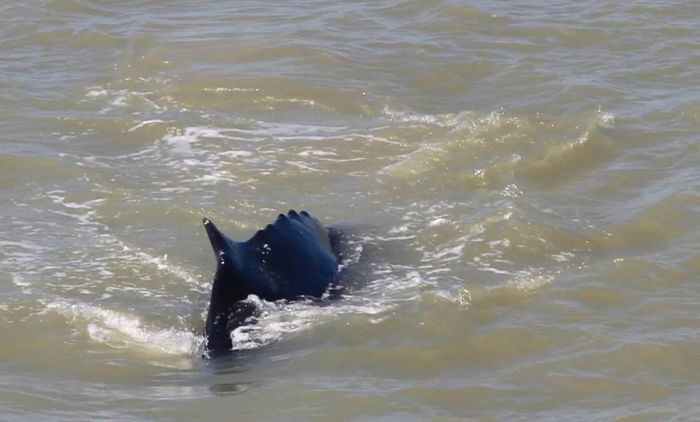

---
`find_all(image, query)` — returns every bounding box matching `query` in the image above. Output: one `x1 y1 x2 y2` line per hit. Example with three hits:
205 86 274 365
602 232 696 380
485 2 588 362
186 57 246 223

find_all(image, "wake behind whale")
202 210 345 355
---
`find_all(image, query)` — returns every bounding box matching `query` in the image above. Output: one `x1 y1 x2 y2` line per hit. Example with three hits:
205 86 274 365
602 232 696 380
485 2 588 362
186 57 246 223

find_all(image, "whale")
202 210 343 353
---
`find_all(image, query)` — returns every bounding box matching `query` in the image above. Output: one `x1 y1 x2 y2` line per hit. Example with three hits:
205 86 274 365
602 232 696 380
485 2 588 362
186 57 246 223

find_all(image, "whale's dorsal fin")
203 218 255 351
202 217 246 288
204 218 235 260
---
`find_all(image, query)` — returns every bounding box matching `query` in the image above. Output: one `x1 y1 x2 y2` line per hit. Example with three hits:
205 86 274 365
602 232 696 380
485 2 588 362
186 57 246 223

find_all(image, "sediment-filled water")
1 1 699 420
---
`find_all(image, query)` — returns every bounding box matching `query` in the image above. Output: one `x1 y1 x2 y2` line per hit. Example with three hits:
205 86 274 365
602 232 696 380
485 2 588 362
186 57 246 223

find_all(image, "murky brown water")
1 1 699 420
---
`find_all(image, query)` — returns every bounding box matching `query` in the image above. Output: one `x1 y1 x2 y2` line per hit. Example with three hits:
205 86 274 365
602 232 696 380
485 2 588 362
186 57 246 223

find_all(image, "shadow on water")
203 348 260 396
208 382 253 396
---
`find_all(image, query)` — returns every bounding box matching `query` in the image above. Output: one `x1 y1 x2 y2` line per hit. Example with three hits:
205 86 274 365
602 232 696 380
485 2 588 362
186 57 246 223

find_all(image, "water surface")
1 1 699 420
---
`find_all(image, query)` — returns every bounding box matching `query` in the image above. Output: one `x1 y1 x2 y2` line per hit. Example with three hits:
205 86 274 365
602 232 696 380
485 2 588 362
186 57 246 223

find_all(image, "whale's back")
203 210 342 352
238 210 340 299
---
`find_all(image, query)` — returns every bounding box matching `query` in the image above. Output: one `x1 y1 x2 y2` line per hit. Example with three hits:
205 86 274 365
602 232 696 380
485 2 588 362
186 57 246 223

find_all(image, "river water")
1 1 699 420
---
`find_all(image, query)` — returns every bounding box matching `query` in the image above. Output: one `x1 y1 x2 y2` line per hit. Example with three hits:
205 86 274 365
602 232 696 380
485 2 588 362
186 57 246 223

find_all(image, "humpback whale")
202 210 342 353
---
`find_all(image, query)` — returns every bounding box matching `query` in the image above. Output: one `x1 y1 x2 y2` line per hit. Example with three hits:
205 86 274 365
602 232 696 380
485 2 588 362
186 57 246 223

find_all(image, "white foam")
85 89 108 98
286 161 327 173
192 171 235 185
120 245 202 288
162 127 203 157
158 187 190 194
109 93 129 107
298 149 337 157
11 273 33 294
388 224 411 234
228 294 392 350
0 240 49 254
431 243 465 261
551 251 575 263
223 256 414 351
160 125 263 160
383 106 447 126
256 96 324 110
43 194 106 229
502 184 523 198
128 120 166 132
597 107 615 128
501 273 553 293
11 273 30 287
47 301 201 356
83 85 171 114
220 150 254 158
203 87 258 93
429 217 448 227
430 288 473 307
382 107 505 132
246 121 347 137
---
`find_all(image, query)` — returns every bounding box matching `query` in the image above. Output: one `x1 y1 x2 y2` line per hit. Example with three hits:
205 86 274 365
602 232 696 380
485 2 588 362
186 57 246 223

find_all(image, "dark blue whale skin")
202 210 342 353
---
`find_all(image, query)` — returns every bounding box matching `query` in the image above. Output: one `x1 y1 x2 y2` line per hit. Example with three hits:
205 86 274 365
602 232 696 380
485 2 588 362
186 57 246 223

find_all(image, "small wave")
497 273 553 293
382 107 504 131
0 153 64 180
443 272 554 310
422 270 552 310
378 108 525 180
517 109 616 185
378 107 617 194
47 301 201 356
253 95 335 112
80 77 176 116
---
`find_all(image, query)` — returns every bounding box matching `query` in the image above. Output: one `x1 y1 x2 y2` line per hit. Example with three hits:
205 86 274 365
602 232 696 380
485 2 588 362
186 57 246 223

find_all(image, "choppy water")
2 0 699 420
